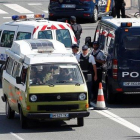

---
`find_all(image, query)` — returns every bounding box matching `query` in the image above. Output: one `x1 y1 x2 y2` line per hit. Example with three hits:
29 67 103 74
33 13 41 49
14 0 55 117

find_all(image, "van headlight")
79 93 86 101
30 95 37 102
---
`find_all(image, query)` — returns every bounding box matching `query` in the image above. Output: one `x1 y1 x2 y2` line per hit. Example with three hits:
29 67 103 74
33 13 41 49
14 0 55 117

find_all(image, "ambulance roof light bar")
12 14 45 21
121 22 132 27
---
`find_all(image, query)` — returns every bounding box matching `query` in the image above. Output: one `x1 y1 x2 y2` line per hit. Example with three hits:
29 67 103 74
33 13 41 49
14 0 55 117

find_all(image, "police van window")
12 61 21 78
1 30 15 48
6 57 14 75
16 32 31 40
38 30 53 39
56 29 72 48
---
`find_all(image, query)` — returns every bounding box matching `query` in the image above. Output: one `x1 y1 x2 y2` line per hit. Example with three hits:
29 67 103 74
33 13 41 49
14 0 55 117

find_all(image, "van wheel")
5 100 15 119
19 107 28 129
91 7 98 23
106 84 115 104
77 118 84 127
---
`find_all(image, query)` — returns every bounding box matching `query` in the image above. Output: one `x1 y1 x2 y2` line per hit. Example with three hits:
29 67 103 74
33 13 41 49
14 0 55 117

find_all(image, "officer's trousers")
92 69 102 101
115 5 125 18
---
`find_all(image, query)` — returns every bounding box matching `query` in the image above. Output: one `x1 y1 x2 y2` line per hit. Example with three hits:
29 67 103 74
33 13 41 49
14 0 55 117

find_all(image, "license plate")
123 82 140 86
61 4 76 8
50 113 69 118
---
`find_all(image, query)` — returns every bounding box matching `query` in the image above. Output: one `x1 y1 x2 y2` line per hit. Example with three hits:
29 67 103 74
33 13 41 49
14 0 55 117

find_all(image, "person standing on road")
70 16 82 46
91 41 107 102
71 44 81 57
76 45 97 106
115 0 126 18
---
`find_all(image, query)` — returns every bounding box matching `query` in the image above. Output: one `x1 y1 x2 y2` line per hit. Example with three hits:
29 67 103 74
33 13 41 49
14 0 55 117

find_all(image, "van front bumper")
26 111 90 119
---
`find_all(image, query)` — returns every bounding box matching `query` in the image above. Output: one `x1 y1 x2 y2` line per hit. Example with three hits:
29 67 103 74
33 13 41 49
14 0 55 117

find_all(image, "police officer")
70 16 82 45
76 45 97 105
92 41 106 102
71 44 81 57
115 0 126 18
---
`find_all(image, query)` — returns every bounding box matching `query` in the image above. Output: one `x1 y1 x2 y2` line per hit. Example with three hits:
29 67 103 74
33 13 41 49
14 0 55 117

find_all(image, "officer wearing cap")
91 41 107 102
71 44 81 57
76 45 97 106
70 16 82 45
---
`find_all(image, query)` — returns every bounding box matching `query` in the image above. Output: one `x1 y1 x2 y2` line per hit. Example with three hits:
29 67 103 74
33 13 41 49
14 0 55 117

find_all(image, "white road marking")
0 9 8 14
28 3 42 5
3 17 11 19
43 11 48 13
10 132 24 140
4 4 33 13
94 110 140 134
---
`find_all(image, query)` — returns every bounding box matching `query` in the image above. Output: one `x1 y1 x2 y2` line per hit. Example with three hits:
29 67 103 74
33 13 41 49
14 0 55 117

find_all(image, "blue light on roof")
12 15 19 21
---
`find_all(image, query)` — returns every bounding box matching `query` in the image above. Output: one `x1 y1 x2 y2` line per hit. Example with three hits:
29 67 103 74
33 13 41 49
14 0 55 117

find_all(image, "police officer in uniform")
92 41 107 102
115 0 126 18
76 45 97 105
71 44 81 57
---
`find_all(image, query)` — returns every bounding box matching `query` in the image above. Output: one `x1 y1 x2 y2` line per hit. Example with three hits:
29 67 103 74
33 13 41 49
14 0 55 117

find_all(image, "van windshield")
119 29 140 59
29 64 83 86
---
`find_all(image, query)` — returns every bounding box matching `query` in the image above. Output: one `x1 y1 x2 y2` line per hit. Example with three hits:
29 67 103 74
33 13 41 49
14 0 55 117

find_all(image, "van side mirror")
87 74 92 82
85 36 91 46
16 77 21 84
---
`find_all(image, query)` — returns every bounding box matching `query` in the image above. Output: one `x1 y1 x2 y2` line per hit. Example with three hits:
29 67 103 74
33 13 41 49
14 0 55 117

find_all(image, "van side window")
16 32 31 40
38 30 53 39
21 67 27 84
12 61 21 78
1 30 15 48
6 57 14 75
94 25 101 42
56 29 72 47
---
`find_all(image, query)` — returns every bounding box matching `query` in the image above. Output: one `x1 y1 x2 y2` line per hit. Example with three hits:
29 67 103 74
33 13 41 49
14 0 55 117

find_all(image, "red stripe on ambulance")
58 24 65 29
41 25 47 31
33 26 39 34
51 25 58 30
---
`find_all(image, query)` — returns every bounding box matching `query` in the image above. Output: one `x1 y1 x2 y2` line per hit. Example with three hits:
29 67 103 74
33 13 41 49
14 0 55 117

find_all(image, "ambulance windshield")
29 64 83 86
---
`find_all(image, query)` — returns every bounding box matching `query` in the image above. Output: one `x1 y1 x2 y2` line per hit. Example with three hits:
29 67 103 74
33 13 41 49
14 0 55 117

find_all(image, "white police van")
0 14 77 66
87 17 140 103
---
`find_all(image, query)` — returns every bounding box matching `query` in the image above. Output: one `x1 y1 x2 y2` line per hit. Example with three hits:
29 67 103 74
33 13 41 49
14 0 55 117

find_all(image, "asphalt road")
0 1 140 140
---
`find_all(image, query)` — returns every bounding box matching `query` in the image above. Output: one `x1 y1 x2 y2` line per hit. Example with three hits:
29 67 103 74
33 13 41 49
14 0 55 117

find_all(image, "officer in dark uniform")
76 45 97 105
115 0 126 18
71 44 81 57
92 41 107 102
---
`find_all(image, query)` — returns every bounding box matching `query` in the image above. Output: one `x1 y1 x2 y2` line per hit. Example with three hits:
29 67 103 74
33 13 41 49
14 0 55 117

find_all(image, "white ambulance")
0 14 77 65
2 39 90 128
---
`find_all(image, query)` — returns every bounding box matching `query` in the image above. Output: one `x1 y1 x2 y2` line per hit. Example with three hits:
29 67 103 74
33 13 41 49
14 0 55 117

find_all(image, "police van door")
98 0 112 14
117 29 140 89
0 25 18 64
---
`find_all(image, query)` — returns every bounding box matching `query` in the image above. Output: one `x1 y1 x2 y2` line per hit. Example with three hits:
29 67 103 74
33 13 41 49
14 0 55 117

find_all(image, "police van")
0 14 77 66
1 39 90 128
87 17 140 103
48 0 115 23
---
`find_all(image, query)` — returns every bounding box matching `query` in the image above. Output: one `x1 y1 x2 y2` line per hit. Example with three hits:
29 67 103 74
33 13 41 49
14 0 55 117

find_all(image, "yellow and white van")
0 14 77 65
1 39 90 129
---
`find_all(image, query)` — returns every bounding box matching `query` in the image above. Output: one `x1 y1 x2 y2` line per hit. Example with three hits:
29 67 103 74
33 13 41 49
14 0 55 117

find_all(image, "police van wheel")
91 7 98 23
20 107 28 129
106 84 115 104
5 100 15 119
77 118 84 126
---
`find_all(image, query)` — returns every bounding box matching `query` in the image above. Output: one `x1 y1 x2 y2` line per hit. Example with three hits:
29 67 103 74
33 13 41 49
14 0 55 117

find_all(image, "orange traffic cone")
94 82 107 110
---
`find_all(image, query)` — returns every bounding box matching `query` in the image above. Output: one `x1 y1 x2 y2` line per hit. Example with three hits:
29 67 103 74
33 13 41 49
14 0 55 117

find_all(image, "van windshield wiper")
75 83 80 86
47 83 55 87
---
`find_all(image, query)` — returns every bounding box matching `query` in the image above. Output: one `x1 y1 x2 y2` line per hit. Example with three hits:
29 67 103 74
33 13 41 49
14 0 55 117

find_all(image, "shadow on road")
0 113 78 134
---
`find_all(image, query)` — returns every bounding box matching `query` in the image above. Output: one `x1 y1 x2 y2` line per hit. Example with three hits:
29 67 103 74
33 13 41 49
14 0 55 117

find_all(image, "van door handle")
15 87 19 90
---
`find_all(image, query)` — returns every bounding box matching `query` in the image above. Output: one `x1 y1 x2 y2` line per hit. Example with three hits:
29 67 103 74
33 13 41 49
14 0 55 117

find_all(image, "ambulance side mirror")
85 36 91 47
16 77 21 84
87 74 92 82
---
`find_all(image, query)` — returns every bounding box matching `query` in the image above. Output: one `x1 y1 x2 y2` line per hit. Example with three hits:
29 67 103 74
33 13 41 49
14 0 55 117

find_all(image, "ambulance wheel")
106 84 115 104
91 7 98 23
5 100 15 119
77 118 84 127
20 107 28 129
